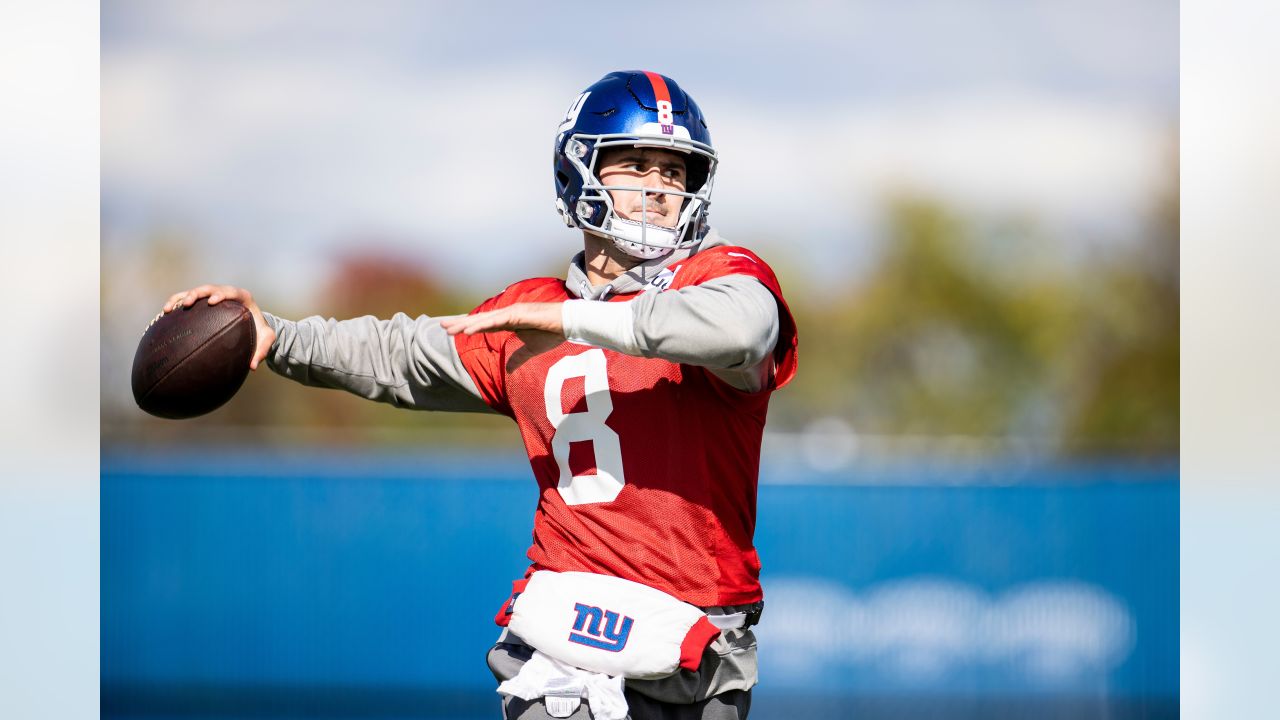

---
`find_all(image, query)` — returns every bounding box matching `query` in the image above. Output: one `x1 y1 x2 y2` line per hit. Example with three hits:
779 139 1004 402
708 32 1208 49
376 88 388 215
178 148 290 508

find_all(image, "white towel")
508 570 718 679
497 650 628 720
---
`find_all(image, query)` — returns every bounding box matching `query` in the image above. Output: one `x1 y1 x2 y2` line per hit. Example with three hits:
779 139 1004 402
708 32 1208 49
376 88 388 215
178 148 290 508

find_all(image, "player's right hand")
163 285 277 370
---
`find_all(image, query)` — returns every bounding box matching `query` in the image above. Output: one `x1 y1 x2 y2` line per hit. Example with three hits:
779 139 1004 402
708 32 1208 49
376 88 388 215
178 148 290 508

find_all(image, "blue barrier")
101 448 1177 718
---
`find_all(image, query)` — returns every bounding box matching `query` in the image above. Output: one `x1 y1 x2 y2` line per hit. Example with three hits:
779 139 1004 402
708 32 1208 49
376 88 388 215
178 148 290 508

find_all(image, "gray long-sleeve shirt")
263 233 781 408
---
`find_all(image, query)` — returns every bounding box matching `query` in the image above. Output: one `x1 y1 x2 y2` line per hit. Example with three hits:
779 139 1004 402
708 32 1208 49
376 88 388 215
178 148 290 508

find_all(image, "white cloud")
708 89 1170 277
102 1 1174 289
103 49 583 284
714 89 1169 222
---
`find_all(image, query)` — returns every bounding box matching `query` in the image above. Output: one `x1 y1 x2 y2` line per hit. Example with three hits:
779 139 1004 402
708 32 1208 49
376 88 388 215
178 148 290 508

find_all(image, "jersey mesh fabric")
453 246 798 607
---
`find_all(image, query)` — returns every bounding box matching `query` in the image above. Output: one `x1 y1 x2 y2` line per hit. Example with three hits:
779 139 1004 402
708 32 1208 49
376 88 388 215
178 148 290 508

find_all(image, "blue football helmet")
553 71 718 260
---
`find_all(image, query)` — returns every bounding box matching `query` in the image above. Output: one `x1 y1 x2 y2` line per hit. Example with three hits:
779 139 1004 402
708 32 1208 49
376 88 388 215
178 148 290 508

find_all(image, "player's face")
596 146 688 228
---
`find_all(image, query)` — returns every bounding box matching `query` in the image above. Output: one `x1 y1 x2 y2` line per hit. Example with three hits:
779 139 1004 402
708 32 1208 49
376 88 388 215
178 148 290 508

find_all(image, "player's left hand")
440 302 564 337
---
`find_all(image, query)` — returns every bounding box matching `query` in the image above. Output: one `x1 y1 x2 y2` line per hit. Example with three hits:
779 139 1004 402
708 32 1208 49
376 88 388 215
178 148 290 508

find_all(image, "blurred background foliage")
103 147 1177 458
789 157 1177 456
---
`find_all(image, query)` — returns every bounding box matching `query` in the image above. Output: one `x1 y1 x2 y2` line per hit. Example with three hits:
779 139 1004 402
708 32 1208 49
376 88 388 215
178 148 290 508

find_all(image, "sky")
101 0 1179 299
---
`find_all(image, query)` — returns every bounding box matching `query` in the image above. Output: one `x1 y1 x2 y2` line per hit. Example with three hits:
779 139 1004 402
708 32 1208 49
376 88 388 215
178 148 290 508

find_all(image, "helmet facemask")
565 133 717 260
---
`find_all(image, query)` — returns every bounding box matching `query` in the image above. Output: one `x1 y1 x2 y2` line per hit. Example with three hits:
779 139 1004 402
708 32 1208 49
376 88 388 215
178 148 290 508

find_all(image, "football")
131 298 257 419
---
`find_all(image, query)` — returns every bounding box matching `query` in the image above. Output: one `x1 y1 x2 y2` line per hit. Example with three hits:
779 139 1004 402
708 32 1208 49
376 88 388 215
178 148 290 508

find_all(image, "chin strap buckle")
554 198 575 227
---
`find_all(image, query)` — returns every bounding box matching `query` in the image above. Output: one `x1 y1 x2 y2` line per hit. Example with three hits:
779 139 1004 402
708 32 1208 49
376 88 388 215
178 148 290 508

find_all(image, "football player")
162 70 798 720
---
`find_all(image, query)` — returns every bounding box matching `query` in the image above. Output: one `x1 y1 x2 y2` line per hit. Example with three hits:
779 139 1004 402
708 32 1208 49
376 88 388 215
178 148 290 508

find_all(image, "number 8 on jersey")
543 349 626 505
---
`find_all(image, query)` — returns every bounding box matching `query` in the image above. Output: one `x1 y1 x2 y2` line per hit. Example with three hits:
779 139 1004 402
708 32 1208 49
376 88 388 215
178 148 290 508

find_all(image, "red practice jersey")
454 246 798 607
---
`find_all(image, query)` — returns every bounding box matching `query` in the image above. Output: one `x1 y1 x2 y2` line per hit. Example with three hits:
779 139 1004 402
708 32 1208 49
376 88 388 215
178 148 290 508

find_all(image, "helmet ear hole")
556 170 571 189
686 156 711 195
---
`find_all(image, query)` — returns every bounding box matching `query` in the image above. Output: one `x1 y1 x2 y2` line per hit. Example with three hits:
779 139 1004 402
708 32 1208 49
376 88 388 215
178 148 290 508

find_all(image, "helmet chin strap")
602 215 678 260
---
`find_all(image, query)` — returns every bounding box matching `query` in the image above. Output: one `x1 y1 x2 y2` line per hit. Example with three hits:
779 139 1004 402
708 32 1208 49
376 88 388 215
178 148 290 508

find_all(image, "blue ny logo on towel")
568 603 634 652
